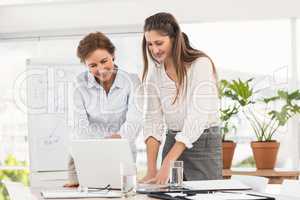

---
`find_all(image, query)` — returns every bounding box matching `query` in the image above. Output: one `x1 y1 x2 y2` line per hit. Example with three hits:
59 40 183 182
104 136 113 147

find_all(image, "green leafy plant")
220 106 239 141
219 80 240 141
259 90 300 141
0 154 29 200
221 78 255 107
222 78 300 142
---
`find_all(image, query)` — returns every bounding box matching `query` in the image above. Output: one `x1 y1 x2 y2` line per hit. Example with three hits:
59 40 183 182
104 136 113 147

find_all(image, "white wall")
1 0 300 38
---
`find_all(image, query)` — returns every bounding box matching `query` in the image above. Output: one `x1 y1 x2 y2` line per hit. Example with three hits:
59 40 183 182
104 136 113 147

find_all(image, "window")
0 40 39 166
0 20 299 185
182 19 293 167
0 33 145 175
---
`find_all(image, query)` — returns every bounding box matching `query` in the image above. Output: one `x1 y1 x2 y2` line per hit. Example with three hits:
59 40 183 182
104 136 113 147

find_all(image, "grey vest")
162 126 222 181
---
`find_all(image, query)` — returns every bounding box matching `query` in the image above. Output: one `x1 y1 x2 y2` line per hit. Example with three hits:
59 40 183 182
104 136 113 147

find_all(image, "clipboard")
147 192 276 200
137 185 192 194
138 180 251 194
147 193 191 200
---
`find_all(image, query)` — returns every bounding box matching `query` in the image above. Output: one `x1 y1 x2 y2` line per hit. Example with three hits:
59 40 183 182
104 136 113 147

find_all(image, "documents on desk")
186 192 270 200
139 180 251 194
183 179 251 191
41 189 122 199
149 192 274 200
146 180 276 200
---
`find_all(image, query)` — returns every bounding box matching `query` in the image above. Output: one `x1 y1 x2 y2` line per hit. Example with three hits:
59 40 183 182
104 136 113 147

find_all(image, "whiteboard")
27 58 85 172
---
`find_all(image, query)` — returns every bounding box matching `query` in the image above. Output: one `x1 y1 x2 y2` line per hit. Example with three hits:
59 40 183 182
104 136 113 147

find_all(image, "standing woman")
65 32 142 187
141 12 222 184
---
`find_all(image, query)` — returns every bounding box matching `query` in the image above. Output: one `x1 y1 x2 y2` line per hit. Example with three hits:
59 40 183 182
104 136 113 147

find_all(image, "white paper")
188 193 265 200
41 190 122 199
165 193 187 198
183 179 251 191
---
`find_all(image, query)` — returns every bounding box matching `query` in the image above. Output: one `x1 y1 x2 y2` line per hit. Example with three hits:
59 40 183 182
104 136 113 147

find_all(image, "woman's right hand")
63 182 79 188
139 170 157 183
140 137 160 183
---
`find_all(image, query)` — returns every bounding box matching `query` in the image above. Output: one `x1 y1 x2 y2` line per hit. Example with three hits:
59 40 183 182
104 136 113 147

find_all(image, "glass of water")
169 160 184 188
120 162 137 198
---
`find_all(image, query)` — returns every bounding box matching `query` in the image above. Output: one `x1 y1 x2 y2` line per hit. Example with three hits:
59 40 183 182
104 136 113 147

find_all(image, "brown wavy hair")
142 12 217 103
77 32 115 63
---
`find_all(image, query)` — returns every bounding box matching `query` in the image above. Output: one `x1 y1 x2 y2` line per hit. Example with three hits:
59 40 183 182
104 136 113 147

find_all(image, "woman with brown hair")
65 32 142 187
141 12 222 184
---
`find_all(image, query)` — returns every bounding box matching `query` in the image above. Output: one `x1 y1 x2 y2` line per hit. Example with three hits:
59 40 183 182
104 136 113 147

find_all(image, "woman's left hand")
145 141 186 185
145 162 170 185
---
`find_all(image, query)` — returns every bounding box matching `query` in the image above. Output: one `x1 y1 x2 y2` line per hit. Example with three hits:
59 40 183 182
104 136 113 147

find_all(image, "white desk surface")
30 184 292 200
31 187 152 200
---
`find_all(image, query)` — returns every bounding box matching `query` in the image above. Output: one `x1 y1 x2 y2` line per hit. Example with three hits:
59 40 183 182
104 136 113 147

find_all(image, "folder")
138 180 251 194
147 192 276 200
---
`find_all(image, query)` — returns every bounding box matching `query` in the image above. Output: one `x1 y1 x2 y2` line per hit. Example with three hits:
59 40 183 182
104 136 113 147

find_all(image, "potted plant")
223 78 300 169
219 80 239 169
249 89 300 169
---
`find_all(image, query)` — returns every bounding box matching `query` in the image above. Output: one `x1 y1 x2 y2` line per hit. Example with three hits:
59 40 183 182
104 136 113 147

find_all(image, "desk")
30 187 153 200
30 185 287 200
223 168 300 184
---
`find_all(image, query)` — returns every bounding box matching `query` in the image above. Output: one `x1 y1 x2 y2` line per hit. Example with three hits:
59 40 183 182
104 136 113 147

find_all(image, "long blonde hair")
142 12 217 103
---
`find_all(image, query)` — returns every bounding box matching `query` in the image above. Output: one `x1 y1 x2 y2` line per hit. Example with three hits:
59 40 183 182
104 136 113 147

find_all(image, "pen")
246 193 275 200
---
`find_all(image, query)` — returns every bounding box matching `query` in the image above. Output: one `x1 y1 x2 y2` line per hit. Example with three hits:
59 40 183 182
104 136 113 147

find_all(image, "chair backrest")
280 179 300 197
231 175 269 193
2 180 34 200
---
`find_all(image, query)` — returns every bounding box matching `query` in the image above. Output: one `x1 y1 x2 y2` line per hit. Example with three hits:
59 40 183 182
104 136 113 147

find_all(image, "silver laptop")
71 139 134 189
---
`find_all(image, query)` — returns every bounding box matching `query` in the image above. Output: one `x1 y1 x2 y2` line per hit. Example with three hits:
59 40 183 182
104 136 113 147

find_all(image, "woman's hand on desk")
143 141 186 184
139 169 157 183
63 182 79 188
144 162 170 185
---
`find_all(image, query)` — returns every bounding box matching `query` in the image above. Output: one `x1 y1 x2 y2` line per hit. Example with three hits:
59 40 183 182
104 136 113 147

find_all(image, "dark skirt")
162 126 223 181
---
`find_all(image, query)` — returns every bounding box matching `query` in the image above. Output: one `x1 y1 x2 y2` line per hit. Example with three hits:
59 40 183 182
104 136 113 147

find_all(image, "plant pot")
222 141 236 169
251 141 280 169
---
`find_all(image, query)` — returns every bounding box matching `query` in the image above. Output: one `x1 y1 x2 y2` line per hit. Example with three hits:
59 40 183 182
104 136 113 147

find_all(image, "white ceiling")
0 0 91 6
1 0 300 38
